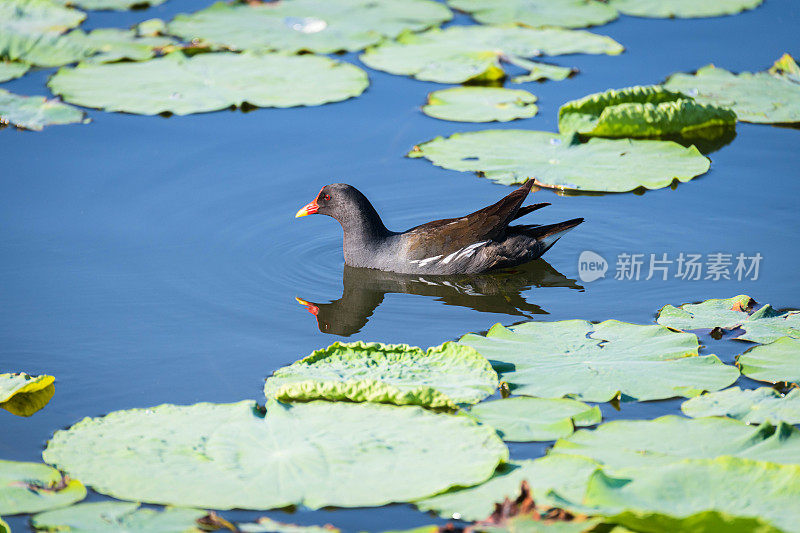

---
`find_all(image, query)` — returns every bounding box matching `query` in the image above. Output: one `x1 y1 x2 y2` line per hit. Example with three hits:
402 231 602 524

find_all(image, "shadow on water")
296 259 583 336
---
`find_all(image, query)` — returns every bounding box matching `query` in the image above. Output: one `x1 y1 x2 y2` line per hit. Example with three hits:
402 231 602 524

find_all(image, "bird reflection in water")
296 259 583 336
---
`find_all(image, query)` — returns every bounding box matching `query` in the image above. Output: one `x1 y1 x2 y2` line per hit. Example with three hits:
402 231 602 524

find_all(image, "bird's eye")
323 194 331 201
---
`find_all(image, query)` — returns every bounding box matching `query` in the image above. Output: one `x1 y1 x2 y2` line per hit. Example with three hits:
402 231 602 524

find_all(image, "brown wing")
402 181 535 260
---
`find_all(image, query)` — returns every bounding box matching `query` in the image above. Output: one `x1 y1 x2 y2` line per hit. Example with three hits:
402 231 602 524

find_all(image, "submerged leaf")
681 387 800 425
360 26 622 84
468 396 601 441
167 0 452 54
408 130 710 192
460 320 738 401
558 85 736 137
43 400 507 509
0 460 86 515
665 63 800 124
737 337 800 385
0 89 86 131
423 87 538 123
448 0 618 29
0 61 30 83
48 51 368 115
417 455 599 521
608 0 764 18
550 415 800 468
53 0 169 10
576 457 799 533
1 384 54 417
657 295 800 343
264 341 498 409
31 502 206 532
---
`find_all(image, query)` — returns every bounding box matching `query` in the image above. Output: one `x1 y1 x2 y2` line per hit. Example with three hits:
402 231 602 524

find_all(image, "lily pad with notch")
681 387 800 425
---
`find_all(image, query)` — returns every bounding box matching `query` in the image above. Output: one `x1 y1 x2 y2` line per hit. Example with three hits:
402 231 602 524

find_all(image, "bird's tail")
517 217 584 253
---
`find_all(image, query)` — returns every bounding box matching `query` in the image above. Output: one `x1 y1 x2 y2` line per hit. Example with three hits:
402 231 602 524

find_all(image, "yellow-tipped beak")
295 200 319 218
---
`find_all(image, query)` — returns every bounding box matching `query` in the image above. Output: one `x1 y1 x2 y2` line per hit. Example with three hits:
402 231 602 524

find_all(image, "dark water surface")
1 0 799 530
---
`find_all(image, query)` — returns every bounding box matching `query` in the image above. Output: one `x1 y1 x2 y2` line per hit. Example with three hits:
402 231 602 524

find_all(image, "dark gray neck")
335 198 392 265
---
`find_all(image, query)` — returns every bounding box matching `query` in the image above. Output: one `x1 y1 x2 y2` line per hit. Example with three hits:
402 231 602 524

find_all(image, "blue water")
1 0 798 530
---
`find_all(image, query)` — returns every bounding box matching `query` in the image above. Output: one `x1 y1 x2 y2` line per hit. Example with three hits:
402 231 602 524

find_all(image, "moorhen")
295 182 583 275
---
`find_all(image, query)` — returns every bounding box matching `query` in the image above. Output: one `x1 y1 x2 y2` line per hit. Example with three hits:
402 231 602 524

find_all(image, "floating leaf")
468 397 601 441
737 337 800 385
665 64 800 124
682 387 800 425
0 89 87 131
360 26 622 84
31 502 206 532
608 0 764 18
558 85 736 137
448 0 618 29
239 517 339 533
0 517 7 533
575 457 799 533
44 400 507 509
53 0 169 11
0 373 53 403
408 130 710 192
460 320 737 401
550 415 800 468
739 312 800 344
264 341 498 409
78 29 177 63
417 455 599 521
136 18 168 37
167 0 452 54
0 31 94 68
0 460 86 515
423 87 538 123
506 58 575 83
48 51 368 115
0 0 85 36
769 52 800 84
0 61 30 82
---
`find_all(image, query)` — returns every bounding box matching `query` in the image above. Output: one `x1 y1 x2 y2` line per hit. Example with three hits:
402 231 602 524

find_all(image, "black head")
295 184 388 238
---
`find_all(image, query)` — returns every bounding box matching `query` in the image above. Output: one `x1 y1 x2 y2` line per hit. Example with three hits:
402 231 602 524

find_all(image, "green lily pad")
576 457 799 533
460 320 737 401
43 400 507 509
239 517 339 533
408 130 710 192
681 387 800 425
0 61 30 82
360 26 623 84
468 397 601 441
0 89 87 131
448 0 619 29
558 85 736 137
0 518 6 533
78 29 177 63
167 0 452 54
737 337 800 385
0 0 85 36
0 460 86 515
664 64 800 124
657 295 800 343
53 0 169 11
264 341 498 409
48 51 368 115
136 18 168 37
417 455 600 521
608 0 763 18
549 415 800 468
31 502 206 532
423 87 538 123
0 31 94 68
769 52 800 84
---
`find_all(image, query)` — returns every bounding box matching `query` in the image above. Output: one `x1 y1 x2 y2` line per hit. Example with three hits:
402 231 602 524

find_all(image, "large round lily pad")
408 130 711 192
549 415 800 468
167 0 452 54
468 397 601 441
681 387 800 425
417 455 600 521
608 0 764 18
48 51 368 115
577 457 799 533
265 341 497 409
43 400 508 509
447 0 618 29
558 85 736 138
360 26 622 84
0 460 86 515
31 502 206 532
0 61 30 82
54 0 169 10
665 64 800 124
423 87 538 123
460 320 738 402
737 337 800 384
0 89 87 131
